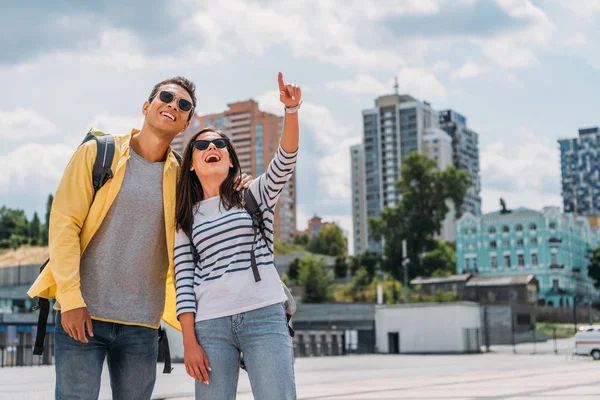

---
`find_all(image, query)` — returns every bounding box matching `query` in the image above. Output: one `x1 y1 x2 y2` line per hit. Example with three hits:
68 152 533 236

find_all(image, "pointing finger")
278 72 285 90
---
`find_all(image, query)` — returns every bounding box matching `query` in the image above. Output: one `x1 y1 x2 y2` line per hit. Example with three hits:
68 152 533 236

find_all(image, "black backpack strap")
33 132 115 357
91 134 115 193
158 327 173 374
244 190 269 283
32 259 50 355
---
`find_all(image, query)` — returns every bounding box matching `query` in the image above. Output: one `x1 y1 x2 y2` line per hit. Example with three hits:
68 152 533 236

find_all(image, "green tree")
29 212 41 246
422 241 456 277
307 224 347 257
589 246 600 288
0 207 30 248
293 234 309 246
297 255 334 303
287 257 301 281
42 194 54 246
370 152 470 280
333 255 348 279
350 267 372 302
350 251 382 279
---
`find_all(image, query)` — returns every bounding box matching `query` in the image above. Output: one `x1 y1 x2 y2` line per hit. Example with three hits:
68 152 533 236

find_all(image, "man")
27 77 251 399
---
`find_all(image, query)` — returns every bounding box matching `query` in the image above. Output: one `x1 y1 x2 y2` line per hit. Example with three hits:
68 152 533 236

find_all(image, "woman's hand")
184 341 212 385
278 72 302 108
235 173 253 191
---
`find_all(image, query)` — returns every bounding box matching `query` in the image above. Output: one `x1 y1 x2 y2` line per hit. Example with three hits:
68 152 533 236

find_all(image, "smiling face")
143 83 193 139
190 131 234 183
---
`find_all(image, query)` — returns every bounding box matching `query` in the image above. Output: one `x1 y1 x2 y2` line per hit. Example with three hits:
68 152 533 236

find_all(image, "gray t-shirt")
77 147 168 327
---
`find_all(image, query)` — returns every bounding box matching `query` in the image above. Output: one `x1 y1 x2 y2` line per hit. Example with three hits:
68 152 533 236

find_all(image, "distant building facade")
455 206 600 307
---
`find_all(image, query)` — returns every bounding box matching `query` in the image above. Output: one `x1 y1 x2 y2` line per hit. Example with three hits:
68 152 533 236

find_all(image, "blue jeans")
54 312 159 400
194 303 296 400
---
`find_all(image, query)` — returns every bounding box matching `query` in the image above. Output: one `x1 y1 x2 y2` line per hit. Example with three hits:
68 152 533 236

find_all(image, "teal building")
456 206 599 307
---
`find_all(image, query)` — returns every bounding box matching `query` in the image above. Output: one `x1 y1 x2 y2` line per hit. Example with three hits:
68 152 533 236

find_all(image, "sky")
1 0 600 253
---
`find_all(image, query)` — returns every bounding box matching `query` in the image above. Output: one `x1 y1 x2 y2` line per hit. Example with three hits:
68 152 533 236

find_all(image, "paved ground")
0 339 598 400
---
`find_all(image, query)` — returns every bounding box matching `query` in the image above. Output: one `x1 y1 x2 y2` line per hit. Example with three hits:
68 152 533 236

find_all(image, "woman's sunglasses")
158 91 193 112
191 138 230 150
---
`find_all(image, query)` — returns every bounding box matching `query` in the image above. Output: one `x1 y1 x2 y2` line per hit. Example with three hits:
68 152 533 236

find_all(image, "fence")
0 343 54 367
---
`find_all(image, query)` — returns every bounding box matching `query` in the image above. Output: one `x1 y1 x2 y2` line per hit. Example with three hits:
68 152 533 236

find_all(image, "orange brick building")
171 100 297 242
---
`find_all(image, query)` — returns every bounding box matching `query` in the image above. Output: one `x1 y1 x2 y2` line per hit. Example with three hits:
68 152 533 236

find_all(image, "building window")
531 253 538 266
529 223 537 232
205 118 213 126
502 240 510 247
465 257 471 269
518 254 525 266
473 258 478 269
517 239 524 247
551 252 558 265
491 256 497 268
504 255 511 268
488 227 496 235
503 225 509 233
549 222 557 230
516 224 523 232
490 241 497 248
530 238 538 245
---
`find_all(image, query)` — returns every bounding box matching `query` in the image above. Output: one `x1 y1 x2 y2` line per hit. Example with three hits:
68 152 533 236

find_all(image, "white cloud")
86 113 144 135
477 0 555 69
396 67 447 102
450 61 490 80
325 75 389 96
559 0 600 19
0 142 73 194
480 129 561 213
0 109 59 142
482 39 539 68
186 0 407 71
562 33 588 48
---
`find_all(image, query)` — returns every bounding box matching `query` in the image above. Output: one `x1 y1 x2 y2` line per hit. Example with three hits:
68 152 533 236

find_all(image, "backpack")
32 130 176 374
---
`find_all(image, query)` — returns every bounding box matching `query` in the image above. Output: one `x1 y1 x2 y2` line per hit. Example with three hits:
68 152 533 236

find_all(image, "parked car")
573 325 600 360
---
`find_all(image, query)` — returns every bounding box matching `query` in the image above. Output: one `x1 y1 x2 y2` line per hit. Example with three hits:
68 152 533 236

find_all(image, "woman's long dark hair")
176 127 244 239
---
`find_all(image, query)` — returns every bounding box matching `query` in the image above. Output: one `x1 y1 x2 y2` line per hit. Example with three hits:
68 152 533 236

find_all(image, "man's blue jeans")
54 312 159 400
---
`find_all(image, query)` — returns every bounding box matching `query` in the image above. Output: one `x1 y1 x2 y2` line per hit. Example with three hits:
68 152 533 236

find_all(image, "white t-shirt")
174 145 297 322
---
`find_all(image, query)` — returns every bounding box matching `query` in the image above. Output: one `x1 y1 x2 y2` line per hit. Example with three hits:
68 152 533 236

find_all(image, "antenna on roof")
393 77 399 95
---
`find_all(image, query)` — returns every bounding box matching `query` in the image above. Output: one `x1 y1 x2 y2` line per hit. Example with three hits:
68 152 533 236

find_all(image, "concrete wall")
375 302 481 354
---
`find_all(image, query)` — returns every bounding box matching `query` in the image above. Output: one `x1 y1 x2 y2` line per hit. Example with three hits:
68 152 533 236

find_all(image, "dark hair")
176 127 244 238
148 76 196 121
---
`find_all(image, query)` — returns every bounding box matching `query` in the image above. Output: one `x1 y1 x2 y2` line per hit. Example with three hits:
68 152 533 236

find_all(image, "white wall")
375 302 481 353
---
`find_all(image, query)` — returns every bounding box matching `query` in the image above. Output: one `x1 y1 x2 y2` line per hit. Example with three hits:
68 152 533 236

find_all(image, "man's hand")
184 341 211 384
235 173 254 191
61 307 94 343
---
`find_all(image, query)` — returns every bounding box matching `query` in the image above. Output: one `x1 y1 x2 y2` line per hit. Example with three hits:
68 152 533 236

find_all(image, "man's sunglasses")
157 91 193 112
191 138 230 150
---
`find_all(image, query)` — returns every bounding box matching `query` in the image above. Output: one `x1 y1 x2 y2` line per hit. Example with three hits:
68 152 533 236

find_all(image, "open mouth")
160 111 176 121
205 154 221 163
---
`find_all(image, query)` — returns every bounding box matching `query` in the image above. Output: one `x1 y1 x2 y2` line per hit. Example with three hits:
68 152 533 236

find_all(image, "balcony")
549 263 565 269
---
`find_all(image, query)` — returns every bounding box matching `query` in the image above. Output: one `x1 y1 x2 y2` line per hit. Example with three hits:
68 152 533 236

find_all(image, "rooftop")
466 275 537 287
411 274 471 285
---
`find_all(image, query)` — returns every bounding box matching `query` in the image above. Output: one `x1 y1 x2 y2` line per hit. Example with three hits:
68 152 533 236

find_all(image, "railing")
0 344 54 367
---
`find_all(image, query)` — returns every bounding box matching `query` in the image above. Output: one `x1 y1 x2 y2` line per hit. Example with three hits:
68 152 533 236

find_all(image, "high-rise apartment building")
350 144 367 255
171 100 296 242
422 127 456 241
559 127 600 217
360 94 441 253
438 110 482 217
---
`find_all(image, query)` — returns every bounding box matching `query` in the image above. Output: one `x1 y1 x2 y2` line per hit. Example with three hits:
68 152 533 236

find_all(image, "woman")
173 72 301 399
